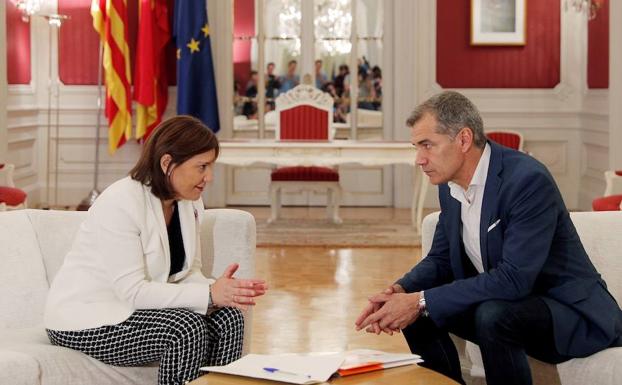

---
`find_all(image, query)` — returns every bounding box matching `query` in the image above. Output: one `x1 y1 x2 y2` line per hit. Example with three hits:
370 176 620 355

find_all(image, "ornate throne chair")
269 84 342 224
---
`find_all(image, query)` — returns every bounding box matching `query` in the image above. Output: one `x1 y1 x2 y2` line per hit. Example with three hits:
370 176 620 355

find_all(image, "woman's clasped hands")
210 263 268 311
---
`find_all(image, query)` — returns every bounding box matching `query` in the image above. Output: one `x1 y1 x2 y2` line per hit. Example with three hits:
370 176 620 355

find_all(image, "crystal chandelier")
278 1 302 55
314 0 352 56
565 0 602 20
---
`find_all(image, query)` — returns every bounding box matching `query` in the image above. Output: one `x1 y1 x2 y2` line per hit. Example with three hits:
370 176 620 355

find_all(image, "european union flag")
173 0 219 132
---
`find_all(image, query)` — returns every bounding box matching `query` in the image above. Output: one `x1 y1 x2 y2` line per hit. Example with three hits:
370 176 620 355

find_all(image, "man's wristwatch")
418 291 429 317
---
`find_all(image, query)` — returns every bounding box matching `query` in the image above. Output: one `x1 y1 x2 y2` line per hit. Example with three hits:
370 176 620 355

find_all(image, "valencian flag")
173 0 220 132
134 0 170 141
91 0 132 154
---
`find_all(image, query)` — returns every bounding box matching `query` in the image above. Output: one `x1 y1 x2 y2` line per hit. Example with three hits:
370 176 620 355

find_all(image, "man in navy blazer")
355 91 622 385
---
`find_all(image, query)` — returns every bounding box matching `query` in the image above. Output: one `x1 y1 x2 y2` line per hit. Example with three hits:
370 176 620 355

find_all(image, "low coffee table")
189 364 459 385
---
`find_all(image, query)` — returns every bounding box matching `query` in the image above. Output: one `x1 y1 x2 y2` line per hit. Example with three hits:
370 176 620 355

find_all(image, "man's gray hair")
406 91 487 148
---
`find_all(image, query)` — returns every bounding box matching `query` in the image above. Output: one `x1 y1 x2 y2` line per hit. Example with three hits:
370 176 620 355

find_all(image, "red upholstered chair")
0 163 28 211
269 84 342 224
592 171 622 211
592 195 622 211
485 130 524 152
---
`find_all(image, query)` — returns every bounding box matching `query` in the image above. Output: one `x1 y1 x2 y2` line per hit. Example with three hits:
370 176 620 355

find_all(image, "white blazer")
44 177 214 331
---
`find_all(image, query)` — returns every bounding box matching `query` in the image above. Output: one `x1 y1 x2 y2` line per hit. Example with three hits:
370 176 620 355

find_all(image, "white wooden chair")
268 84 342 224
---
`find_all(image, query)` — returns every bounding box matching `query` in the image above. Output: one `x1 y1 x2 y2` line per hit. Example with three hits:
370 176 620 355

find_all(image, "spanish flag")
134 0 170 141
91 0 132 154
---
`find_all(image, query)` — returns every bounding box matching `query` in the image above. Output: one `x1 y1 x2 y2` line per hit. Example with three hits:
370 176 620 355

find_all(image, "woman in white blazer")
44 116 267 385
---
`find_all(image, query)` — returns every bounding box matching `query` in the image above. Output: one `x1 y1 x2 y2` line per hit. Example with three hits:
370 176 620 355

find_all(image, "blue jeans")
402 297 571 385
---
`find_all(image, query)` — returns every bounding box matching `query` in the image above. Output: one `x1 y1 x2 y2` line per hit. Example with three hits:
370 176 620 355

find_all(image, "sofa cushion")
0 211 50 328
0 328 157 385
558 347 622 385
4 343 157 385
466 339 622 385
0 351 40 385
27 210 87 284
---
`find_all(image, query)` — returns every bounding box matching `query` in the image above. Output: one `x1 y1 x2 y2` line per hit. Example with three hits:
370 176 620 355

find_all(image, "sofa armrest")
200 208 256 353
200 209 256 280
421 211 441 257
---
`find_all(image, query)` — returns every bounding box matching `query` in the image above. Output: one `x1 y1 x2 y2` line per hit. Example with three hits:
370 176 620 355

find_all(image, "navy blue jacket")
397 141 622 357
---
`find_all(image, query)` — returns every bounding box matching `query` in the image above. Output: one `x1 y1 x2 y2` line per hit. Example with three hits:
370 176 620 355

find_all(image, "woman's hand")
210 263 268 311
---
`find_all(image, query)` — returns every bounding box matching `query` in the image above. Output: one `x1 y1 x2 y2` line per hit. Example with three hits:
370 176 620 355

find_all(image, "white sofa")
0 208 256 385
421 211 622 385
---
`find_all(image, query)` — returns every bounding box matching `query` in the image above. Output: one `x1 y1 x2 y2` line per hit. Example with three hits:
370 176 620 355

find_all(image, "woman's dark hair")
130 115 219 200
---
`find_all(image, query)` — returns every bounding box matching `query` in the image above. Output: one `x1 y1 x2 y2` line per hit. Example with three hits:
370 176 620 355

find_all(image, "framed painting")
471 0 526 46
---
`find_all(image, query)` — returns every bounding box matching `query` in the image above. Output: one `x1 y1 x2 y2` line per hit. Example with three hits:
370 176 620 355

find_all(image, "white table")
217 140 429 234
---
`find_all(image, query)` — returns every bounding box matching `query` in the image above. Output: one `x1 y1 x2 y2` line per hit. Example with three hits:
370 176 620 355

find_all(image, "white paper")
201 352 345 384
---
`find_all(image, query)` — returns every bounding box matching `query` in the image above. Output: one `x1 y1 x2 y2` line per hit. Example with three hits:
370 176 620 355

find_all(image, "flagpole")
77 40 103 211
43 13 69 208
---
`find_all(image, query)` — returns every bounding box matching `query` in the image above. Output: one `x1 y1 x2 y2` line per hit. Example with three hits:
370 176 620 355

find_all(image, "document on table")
201 352 346 384
337 349 422 376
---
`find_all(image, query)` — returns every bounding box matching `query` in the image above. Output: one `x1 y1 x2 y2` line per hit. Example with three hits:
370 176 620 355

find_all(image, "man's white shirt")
448 143 491 274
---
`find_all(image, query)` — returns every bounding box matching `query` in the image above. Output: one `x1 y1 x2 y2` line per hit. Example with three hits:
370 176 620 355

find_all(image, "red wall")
58 0 176 86
587 0 608 89
233 0 255 93
437 0 560 88
6 1 31 84
58 0 100 85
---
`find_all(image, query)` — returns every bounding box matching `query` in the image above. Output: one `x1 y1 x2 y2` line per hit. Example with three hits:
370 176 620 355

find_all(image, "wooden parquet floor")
239 207 424 354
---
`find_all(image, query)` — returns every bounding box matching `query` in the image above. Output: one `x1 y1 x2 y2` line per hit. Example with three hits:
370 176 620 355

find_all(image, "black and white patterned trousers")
47 307 244 385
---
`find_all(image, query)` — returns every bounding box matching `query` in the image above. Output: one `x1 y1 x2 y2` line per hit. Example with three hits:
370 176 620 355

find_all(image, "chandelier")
565 0 602 20
314 0 352 56
278 1 302 55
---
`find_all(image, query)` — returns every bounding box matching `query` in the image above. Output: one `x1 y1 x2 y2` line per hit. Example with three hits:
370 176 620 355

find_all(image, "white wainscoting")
6 84 42 204
579 90 610 210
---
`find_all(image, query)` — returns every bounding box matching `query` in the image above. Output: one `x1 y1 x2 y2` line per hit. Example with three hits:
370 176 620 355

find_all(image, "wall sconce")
13 0 42 21
565 0 602 20
13 0 70 26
